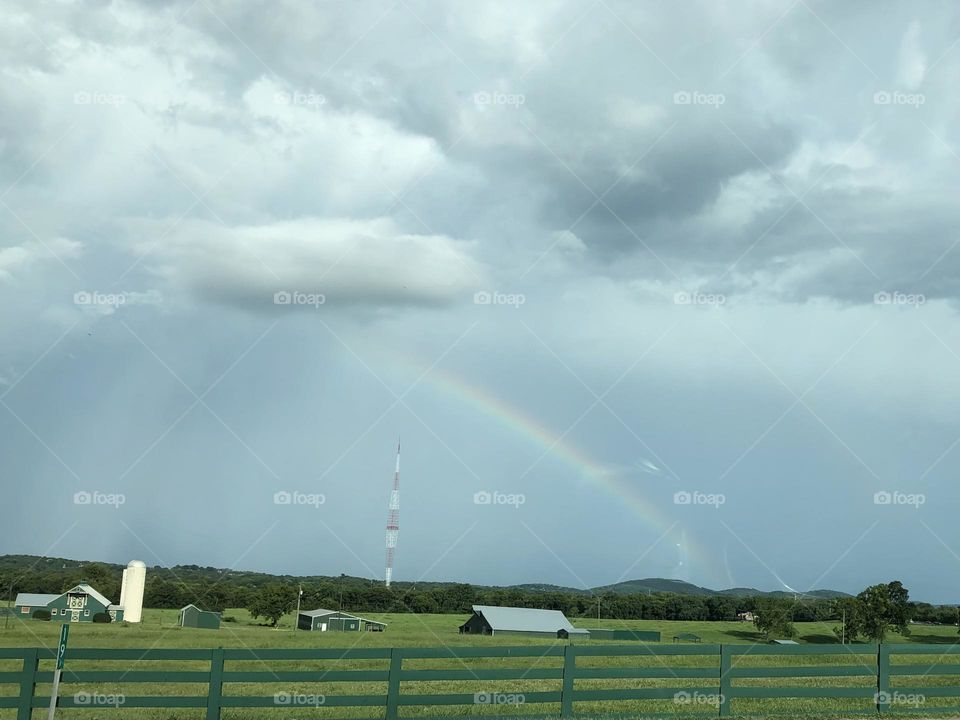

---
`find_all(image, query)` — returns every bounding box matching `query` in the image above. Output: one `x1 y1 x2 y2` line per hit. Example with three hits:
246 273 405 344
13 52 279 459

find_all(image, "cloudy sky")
2 0 959 602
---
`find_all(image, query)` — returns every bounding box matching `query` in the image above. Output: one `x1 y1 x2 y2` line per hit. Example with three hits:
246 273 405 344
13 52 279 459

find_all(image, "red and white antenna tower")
384 439 400 588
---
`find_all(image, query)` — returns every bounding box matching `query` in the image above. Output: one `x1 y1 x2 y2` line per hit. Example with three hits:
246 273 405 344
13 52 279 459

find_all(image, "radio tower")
384 439 400 588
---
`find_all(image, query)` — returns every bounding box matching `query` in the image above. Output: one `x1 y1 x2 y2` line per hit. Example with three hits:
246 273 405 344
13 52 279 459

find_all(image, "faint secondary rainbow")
396 356 712 579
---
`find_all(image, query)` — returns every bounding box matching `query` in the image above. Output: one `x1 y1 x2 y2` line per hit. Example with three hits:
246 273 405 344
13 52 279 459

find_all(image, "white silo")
119 560 146 623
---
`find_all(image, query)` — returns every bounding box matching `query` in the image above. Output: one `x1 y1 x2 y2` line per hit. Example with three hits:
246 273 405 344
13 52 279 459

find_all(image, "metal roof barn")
459 605 589 638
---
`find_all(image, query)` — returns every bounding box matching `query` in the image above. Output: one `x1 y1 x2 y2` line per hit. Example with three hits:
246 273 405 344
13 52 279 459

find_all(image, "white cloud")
143 216 483 310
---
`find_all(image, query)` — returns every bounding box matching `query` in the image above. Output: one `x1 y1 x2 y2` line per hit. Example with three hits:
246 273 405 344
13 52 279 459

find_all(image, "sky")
1 0 959 603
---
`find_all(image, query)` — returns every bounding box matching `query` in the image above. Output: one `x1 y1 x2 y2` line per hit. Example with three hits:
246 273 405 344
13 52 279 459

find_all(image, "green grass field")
2 610 960 719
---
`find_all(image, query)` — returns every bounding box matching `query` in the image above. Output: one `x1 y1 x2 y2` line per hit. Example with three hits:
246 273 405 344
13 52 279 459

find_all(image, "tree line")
3 560 954 638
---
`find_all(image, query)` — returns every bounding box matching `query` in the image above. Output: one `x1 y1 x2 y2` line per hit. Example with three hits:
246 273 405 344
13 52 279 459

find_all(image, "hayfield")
2 610 959 719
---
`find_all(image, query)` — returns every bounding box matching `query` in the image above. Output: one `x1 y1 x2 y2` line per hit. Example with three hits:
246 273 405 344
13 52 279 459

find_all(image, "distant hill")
0 555 851 600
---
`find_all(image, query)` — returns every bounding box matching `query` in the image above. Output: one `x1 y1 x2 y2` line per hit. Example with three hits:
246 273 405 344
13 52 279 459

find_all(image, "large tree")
753 599 797 640
858 581 912 643
248 583 296 627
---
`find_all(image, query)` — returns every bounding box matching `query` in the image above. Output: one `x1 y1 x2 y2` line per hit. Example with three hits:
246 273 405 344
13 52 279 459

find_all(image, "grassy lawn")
1 611 959 719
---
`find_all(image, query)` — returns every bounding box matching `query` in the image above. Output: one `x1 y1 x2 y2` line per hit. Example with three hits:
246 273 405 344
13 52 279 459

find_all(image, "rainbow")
394 356 716 585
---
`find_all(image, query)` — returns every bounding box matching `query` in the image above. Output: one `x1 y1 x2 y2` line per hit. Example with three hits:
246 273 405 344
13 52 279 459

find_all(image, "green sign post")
48 624 69 719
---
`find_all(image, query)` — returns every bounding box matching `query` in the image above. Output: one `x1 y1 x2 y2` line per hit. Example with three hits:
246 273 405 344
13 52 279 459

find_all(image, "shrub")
32 609 51 621
92 612 112 623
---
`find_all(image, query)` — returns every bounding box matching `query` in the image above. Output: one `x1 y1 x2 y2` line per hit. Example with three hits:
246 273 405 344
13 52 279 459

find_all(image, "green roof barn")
14 584 123 623
297 608 386 632
178 604 221 630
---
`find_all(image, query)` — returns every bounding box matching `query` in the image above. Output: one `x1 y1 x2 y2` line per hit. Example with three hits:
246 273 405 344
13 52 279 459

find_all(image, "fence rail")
2 644 960 718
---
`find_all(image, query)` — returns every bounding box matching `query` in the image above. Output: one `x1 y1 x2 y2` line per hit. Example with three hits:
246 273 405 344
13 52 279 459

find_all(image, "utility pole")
339 574 345 611
597 597 601 622
842 609 846 645
294 585 302 633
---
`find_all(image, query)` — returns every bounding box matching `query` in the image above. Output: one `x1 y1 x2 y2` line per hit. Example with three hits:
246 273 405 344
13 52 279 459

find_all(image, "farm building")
737 611 756 622
297 608 386 632
179 604 221 630
459 605 590 638
14 584 123 623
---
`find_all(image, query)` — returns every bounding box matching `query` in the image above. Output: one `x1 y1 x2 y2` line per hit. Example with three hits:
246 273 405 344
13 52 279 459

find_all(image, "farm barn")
297 608 386 632
14 584 123 622
178 604 221 630
459 605 590 638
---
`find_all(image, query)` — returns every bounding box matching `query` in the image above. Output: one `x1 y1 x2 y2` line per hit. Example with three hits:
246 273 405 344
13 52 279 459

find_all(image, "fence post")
206 647 225 720
560 644 576 718
385 647 403 720
718 644 731 718
17 648 39 720
876 644 890 715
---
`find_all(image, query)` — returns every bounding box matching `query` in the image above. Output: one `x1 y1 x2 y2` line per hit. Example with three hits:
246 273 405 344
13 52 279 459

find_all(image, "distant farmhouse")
297 608 386 632
459 605 590 638
737 612 756 622
179 604 221 630
14 584 123 623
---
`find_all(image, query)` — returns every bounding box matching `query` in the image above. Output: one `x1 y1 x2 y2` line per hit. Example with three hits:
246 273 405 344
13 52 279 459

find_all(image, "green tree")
832 597 863 643
857 581 912 643
754 599 797 640
248 583 295 627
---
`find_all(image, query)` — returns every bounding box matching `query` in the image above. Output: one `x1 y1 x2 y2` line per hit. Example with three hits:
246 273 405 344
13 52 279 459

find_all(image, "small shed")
770 639 799 645
179 604 221 630
672 632 702 643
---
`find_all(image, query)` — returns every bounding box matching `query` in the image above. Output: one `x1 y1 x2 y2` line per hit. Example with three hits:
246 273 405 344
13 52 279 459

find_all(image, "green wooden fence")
2 643 960 718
